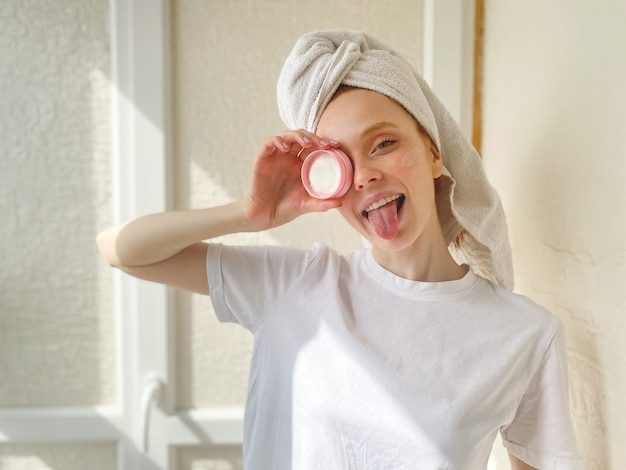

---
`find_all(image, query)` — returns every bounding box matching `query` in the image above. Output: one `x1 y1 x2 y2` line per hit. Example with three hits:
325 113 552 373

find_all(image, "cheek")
337 197 365 229
405 167 438 204
401 149 421 168
338 202 357 222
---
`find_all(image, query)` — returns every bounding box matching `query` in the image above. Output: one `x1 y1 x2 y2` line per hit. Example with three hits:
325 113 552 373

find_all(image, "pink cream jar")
301 149 353 199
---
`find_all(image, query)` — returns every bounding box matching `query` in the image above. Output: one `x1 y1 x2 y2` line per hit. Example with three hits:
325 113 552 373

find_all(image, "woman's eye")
376 139 397 151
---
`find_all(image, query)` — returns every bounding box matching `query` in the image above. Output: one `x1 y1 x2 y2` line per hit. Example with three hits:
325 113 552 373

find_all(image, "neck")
371 234 468 283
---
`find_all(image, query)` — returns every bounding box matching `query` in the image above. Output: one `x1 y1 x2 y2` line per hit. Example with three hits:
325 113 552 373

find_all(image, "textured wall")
176 445 243 470
0 443 117 470
171 0 424 409
0 0 115 406
481 1 626 468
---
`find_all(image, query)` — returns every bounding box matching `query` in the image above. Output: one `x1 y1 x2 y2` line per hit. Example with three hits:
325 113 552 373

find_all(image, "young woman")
98 31 582 469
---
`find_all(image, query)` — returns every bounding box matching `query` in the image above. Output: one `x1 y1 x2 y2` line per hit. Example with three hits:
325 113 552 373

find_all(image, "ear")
430 143 443 179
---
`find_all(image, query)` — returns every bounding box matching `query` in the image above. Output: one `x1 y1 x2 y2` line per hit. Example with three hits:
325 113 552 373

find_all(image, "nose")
353 160 382 191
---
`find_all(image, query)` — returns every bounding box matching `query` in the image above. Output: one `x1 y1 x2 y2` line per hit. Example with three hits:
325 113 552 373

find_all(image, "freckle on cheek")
401 150 420 168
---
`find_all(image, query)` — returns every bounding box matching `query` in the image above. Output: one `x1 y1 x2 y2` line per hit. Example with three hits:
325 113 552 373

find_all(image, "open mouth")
362 194 405 218
361 194 405 240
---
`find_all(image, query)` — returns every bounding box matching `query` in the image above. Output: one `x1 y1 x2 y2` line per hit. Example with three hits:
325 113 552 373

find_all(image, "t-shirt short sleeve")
206 243 320 331
501 323 583 469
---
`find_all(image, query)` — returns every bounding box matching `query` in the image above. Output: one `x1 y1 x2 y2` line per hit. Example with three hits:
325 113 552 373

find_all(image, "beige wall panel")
0 443 117 470
482 1 626 468
171 0 423 408
176 445 243 470
0 1 115 406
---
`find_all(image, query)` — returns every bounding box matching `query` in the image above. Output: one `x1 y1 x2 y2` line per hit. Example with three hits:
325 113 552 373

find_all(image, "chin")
368 233 410 252
373 226 429 253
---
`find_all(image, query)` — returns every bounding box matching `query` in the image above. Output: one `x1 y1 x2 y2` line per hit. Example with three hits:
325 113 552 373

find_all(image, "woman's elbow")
96 229 123 268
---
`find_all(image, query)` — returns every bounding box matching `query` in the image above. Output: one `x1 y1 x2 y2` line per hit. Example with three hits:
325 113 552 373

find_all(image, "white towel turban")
277 30 514 289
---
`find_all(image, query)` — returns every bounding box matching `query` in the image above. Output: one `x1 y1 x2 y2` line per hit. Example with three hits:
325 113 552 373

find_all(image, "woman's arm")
508 452 538 470
96 202 250 294
96 131 341 295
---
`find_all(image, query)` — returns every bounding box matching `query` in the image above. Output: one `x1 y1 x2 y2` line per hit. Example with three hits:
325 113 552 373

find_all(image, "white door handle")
138 374 164 453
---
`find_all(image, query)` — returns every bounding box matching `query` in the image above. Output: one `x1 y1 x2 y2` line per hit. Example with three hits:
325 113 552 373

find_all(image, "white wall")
0 0 116 467
0 0 114 408
482 1 626 468
0 443 116 470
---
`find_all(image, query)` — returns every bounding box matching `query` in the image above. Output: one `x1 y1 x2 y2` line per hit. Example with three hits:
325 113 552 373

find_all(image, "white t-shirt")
207 243 582 470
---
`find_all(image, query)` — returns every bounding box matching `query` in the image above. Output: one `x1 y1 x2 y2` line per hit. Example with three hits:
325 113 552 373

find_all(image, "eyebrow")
360 121 400 137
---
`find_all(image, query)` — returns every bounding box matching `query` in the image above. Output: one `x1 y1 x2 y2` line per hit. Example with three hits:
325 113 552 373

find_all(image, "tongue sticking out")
367 199 400 240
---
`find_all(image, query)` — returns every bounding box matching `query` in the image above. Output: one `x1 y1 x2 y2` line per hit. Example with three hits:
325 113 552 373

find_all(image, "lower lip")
301 149 353 199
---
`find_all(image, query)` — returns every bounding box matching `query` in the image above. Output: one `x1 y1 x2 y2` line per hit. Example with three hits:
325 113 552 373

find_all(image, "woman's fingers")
274 129 340 161
264 130 338 155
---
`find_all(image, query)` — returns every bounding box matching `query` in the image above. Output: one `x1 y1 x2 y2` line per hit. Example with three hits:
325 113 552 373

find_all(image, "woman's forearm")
97 201 251 268
97 131 341 271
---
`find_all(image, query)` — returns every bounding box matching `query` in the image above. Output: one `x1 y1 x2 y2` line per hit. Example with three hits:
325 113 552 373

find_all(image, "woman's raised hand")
243 130 343 231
